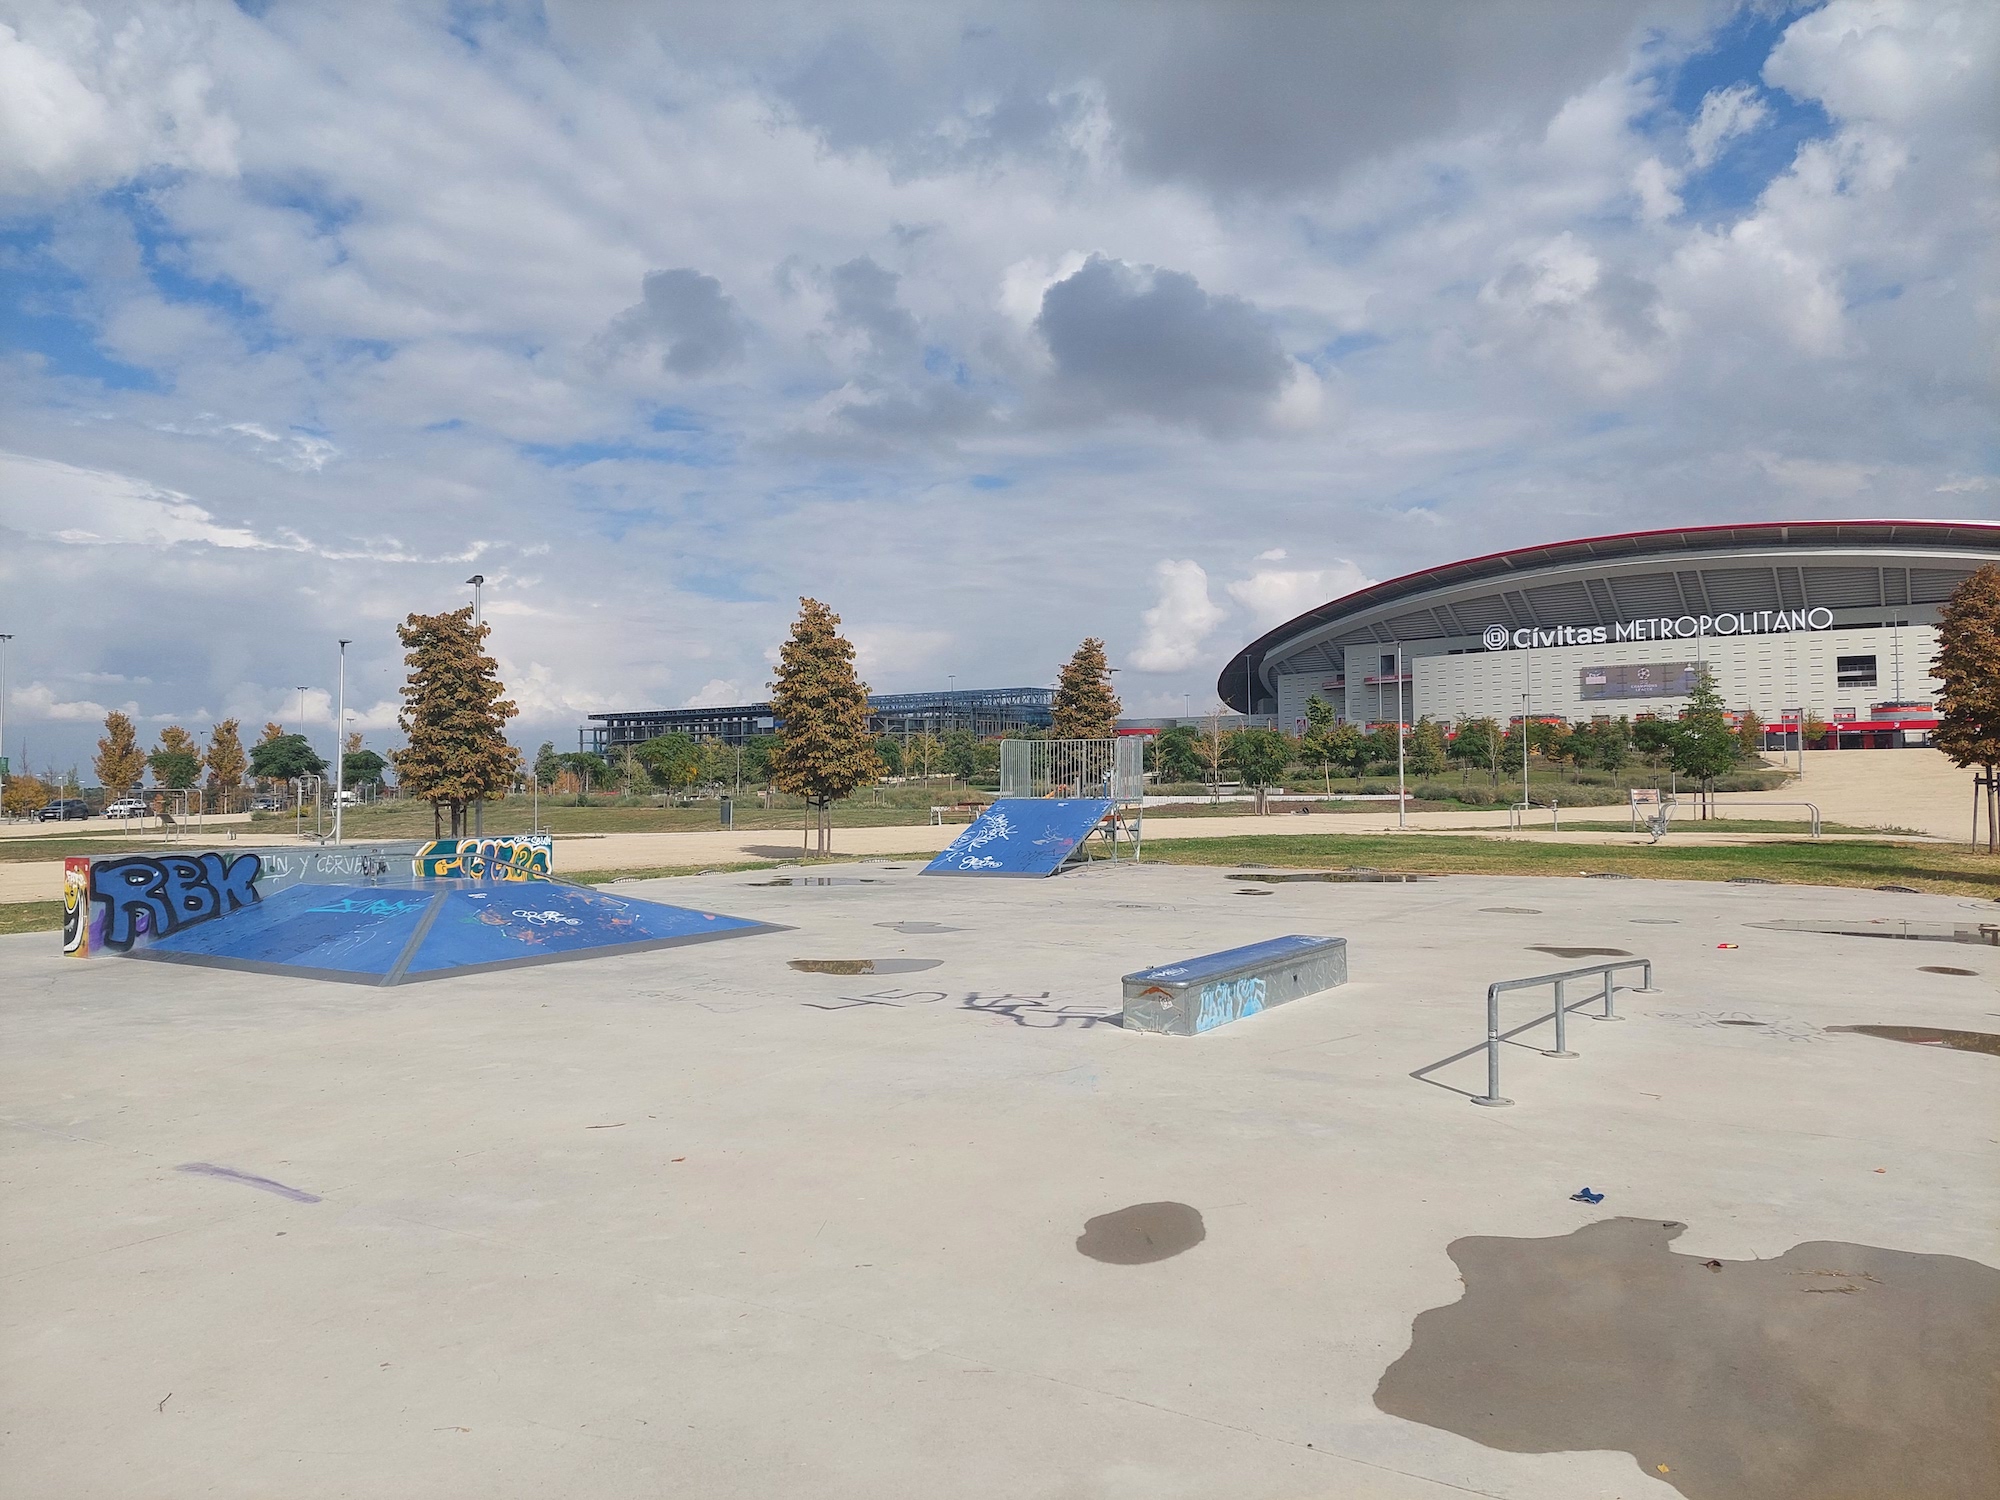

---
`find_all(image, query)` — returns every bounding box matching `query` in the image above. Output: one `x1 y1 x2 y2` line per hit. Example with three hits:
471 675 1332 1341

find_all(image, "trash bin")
719 794 733 829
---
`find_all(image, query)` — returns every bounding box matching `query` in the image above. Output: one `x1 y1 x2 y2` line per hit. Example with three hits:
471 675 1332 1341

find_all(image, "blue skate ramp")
922 798 1113 877
127 878 783 986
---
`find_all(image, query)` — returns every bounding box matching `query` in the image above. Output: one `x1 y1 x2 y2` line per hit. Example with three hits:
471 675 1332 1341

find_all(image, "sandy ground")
1 750 1980 905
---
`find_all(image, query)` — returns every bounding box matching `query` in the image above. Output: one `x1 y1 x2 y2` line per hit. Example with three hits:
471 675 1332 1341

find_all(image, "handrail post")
1543 977 1576 1057
1471 982 1512 1106
1598 966 1623 1020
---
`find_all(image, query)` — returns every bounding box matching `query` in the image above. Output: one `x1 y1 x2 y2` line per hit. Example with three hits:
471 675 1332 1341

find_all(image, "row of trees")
72 714 386 806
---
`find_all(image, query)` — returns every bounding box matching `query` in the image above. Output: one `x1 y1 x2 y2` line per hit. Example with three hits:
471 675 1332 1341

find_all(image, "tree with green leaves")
1449 716 1503 792
904 732 944 782
205 719 246 807
1669 667 1739 817
769 597 882 854
635 733 701 793
147 725 204 791
1150 725 1205 784
1225 727 1295 814
250 733 327 784
557 751 611 798
1051 637 1121 739
94 711 148 799
1304 693 1337 735
1407 716 1448 777
942 728 978 780
343 748 389 786
532 741 562 788
391 605 522 838
1934 562 2000 852
874 735 905 778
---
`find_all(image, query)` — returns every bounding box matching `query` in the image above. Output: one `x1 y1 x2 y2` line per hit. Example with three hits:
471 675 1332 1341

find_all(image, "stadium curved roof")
1218 519 2000 711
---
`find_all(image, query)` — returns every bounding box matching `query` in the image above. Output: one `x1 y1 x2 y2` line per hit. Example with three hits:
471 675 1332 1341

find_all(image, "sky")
0 0 1994 776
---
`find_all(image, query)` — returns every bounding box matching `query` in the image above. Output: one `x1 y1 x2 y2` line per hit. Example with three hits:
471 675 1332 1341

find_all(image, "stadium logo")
1482 625 1510 650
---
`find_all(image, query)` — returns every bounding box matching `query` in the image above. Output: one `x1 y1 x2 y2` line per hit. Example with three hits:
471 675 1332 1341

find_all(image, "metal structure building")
1219 520 2000 746
582 686 1056 754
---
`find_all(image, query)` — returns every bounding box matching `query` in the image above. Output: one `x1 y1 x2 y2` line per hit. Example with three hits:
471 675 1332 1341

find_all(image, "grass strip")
0 901 64 936
1133 832 2000 899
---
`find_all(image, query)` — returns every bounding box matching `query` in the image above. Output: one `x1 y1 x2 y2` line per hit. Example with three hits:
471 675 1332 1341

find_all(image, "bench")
1121 934 1347 1035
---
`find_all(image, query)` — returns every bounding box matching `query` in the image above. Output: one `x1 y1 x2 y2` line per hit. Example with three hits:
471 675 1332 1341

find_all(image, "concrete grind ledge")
1 863 1993 1500
1121 934 1348 1034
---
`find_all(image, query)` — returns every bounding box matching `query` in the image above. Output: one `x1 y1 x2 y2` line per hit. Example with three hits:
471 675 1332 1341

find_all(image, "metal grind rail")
1471 958 1656 1107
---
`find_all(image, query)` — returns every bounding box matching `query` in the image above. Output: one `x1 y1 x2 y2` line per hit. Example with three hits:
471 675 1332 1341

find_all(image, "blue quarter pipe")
921 798 1113 877
127 878 782 985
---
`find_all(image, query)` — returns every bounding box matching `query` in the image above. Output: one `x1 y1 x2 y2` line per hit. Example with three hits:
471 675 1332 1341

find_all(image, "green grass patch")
1136 833 2000 899
0 901 64 936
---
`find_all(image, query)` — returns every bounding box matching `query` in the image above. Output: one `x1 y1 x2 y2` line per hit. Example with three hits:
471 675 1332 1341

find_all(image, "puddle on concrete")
1229 870 1437 884
1826 1024 2000 1057
1919 965 1979 976
1481 907 1542 915
1875 884 1921 893
1235 888 1275 896
1728 876 1778 885
1075 1202 1205 1265
1374 1217 2000 1500
787 958 943 976
872 921 966 935
1630 918 1678 925
1528 945 1632 960
749 877 879 887
1716 1019 1766 1027
1584 872 1634 880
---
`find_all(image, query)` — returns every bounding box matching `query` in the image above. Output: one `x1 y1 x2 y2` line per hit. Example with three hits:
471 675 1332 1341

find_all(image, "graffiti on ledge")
416 835 553 881
63 856 92 957
1195 975 1267 1033
90 851 262 952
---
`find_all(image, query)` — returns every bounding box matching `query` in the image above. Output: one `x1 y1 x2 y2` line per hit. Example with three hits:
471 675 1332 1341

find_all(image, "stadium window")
1836 655 1877 687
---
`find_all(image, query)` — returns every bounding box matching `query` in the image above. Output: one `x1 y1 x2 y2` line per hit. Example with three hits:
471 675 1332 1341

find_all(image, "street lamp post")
466 575 485 835
333 640 350 844
1395 644 1406 830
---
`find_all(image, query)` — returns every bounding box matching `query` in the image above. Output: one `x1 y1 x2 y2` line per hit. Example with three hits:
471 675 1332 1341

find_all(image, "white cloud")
682 678 744 708
1224 561 1373 630
0 451 273 550
1687 83 1769 170
9 682 131 722
1131 560 1227 673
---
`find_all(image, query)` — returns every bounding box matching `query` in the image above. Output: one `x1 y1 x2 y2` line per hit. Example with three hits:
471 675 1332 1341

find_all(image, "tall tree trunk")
433 802 442 840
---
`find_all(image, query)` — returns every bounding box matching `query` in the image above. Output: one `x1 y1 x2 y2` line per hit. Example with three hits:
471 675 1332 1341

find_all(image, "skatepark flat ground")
3 863 1994 1499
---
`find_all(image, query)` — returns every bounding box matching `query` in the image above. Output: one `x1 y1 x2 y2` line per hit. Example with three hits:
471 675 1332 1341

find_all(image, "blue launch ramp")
125 878 783 986
922 798 1114 877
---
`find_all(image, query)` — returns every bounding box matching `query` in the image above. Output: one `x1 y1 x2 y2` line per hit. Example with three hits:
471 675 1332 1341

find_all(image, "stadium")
1218 520 2000 749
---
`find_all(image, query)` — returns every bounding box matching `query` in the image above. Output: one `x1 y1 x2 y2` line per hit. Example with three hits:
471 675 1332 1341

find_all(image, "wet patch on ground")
1826 1024 2000 1057
787 958 943 976
1919 965 1980 976
1527 945 1632 960
1630 918 1678 924
1374 1217 1999 1500
1481 906 1542 914
1075 1202 1206 1265
750 877 879 887
873 921 966 934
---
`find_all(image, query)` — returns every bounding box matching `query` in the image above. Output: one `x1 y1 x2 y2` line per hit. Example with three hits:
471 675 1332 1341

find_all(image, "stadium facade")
1218 521 2000 747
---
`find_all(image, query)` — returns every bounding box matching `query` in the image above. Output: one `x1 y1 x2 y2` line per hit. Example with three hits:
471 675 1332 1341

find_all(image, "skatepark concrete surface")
4 863 1996 1499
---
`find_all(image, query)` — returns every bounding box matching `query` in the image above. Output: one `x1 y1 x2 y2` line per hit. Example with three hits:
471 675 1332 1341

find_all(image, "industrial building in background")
583 686 1055 755
1219 520 2000 749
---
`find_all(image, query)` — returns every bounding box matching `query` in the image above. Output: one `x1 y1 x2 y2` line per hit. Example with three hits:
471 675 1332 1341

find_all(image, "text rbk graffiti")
91 852 262 951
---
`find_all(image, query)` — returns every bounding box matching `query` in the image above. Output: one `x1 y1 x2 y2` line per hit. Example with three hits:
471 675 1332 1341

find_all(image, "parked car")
104 799 149 818
337 789 361 806
37 799 89 822
249 794 285 812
